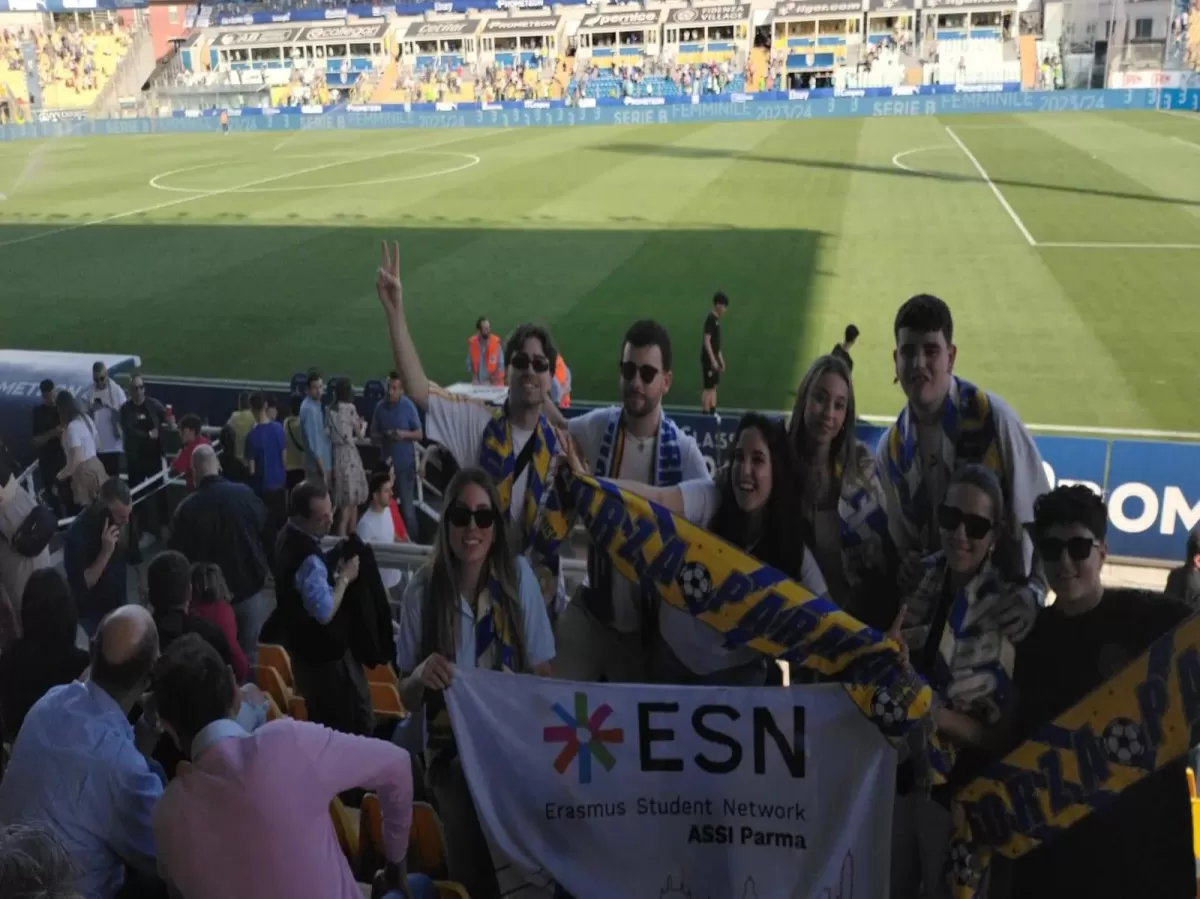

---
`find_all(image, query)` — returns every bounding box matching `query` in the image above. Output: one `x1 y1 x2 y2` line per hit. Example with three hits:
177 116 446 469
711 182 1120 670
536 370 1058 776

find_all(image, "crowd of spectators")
0 19 131 106
0 248 1197 899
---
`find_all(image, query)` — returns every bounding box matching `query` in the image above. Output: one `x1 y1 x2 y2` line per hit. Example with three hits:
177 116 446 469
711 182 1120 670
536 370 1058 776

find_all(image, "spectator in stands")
169 414 211 492
119 373 167 544
467 316 504 386
877 294 1047 640
0 463 53 637
151 635 432 899
80 362 126 478
376 242 564 613
63 477 131 637
0 569 89 744
282 395 308 494
329 378 368 538
999 486 1194 899
571 413 824 686
370 372 423 540
168 445 270 667
892 464 1021 898
0 824 79 899
700 291 727 415
787 355 893 628
55 391 106 509
551 352 572 409
269 480 372 735
299 371 332 489
31 380 68 516
147 550 238 671
225 392 254 463
0 605 164 899
398 467 555 899
244 392 288 542
1165 526 1200 610
554 320 708 683
357 471 404 597
831 323 859 372
187 563 248 683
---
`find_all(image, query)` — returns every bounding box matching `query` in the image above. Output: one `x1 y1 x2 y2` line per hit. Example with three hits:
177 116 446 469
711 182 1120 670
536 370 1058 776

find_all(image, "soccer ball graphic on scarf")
1102 717 1148 766
677 562 713 611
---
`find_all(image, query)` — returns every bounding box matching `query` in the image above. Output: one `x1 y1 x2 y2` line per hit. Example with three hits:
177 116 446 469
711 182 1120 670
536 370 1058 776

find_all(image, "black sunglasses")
619 361 660 384
446 505 498 529
937 504 993 540
1038 536 1099 562
510 353 551 374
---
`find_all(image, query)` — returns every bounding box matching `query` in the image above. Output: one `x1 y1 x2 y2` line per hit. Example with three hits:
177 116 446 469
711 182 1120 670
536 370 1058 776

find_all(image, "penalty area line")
944 124 1038 247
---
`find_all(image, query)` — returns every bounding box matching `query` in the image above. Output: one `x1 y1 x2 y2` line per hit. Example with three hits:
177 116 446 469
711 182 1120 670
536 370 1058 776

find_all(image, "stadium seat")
288 695 309 721
330 796 362 868
408 802 449 880
359 792 384 881
265 693 284 722
365 663 399 686
435 884 471 899
258 643 295 688
176 760 194 778
254 664 292 714
368 681 408 721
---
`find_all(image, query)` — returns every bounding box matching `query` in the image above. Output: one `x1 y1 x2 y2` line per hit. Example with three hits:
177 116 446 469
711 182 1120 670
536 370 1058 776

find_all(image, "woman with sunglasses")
891 464 1023 899
787 354 895 629
567 412 825 687
395 467 555 899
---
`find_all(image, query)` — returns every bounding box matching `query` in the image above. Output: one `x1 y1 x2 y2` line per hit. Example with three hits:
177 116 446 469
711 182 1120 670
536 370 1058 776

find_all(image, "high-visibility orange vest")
469 333 504 385
554 355 571 408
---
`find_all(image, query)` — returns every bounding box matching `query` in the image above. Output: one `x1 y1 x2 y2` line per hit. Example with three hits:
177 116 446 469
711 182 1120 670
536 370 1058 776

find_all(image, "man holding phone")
370 372 423 540
80 362 127 478
63 478 133 637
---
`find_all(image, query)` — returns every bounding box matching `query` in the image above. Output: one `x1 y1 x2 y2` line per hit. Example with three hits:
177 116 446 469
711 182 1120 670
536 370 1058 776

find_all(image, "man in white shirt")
356 470 404 598
554 321 709 683
81 363 127 478
374 242 565 617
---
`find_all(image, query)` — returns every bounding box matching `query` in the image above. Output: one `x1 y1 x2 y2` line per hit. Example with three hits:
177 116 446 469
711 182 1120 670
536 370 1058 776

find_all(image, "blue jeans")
233 589 275 668
383 874 437 899
395 467 419 541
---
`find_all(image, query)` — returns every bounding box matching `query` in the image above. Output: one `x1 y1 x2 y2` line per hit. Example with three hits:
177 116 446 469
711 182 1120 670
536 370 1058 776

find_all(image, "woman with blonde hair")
396 467 555 899
54 391 107 509
787 354 895 628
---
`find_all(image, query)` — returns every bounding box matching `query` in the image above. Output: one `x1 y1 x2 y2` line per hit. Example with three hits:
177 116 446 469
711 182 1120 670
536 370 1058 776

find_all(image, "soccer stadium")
0 0 1199 897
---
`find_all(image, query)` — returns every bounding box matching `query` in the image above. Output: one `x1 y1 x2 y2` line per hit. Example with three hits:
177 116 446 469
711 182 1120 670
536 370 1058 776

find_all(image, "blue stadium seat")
362 379 385 409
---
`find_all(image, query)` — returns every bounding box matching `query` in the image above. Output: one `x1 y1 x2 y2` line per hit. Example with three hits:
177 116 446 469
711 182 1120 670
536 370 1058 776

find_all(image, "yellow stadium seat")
330 796 361 868
359 792 384 882
435 883 471 899
288 695 309 721
254 664 291 714
408 802 449 880
365 664 399 687
259 644 295 688
265 693 284 721
369 681 408 721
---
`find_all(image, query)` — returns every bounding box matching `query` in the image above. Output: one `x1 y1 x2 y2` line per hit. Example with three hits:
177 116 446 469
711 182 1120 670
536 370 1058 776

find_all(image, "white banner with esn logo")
446 668 896 899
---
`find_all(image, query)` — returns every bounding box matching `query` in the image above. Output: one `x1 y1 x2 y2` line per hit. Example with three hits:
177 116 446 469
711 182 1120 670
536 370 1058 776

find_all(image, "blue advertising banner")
1 88 1176 142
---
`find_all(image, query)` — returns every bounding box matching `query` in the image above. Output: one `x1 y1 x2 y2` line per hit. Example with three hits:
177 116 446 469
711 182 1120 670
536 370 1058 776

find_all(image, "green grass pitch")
1 109 1198 431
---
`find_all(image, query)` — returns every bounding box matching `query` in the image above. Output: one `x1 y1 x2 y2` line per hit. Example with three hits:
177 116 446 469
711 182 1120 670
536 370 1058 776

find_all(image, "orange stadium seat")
435 883 471 898
330 796 361 869
365 664 399 687
259 643 295 688
254 664 291 714
369 682 407 722
288 695 309 721
408 802 449 880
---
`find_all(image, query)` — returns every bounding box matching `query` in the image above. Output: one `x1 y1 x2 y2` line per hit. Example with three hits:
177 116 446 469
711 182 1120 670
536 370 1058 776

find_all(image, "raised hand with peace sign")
373 239 431 410
375 240 403 318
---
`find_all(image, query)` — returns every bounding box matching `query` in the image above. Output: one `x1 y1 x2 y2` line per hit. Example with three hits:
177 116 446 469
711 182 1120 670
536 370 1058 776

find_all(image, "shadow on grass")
0 221 827 414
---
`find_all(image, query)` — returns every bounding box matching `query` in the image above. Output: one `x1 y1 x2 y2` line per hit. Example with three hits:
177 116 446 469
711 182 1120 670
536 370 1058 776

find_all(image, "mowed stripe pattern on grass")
0 113 1197 431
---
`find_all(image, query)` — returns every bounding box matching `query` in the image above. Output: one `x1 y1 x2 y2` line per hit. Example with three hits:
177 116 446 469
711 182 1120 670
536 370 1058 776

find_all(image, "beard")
623 390 656 419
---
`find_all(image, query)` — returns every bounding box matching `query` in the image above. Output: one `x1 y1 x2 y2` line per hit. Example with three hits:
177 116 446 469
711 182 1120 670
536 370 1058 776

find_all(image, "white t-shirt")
63 417 98 462
80 381 127 455
568 407 710 633
662 479 829 676
356 507 401 589
426 391 533 524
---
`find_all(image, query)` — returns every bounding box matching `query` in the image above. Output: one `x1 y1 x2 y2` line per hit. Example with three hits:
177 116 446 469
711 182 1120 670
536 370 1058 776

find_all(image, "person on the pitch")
700 292 727 415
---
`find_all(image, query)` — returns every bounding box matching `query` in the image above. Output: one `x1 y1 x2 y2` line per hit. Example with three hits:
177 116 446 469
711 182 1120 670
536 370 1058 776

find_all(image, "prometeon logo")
543 692 624 784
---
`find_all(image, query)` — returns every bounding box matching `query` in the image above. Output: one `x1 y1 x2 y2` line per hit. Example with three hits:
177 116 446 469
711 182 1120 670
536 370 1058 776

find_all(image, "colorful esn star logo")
543 692 624 784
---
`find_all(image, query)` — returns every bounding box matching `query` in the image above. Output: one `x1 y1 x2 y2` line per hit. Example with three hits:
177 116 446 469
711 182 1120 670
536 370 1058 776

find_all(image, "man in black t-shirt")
31 380 68 515
1000 485 1194 899
700 291 728 415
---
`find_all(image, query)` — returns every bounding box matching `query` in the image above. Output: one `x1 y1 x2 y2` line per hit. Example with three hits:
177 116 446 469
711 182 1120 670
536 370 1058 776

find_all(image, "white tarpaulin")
447 668 896 899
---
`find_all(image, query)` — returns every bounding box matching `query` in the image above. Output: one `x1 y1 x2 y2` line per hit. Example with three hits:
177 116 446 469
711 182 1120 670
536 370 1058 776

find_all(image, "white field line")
1172 135 1200 151
273 131 302 152
944 124 1037 246
1039 241 1200 250
1162 109 1200 121
890 145 953 173
0 129 497 251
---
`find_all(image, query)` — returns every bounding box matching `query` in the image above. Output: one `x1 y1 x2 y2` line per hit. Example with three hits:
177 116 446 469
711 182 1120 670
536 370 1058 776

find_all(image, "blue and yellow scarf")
885 377 1003 551
587 408 685 623
479 408 567 612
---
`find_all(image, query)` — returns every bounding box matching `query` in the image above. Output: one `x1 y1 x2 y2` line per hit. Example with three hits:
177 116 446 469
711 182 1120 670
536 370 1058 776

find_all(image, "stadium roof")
665 5 751 24
481 15 562 34
404 18 485 37
578 9 668 30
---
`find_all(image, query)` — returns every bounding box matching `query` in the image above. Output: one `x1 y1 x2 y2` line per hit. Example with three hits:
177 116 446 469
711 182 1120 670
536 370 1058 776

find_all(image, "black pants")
98 452 122 478
114 867 169 899
291 649 375 736
128 462 166 537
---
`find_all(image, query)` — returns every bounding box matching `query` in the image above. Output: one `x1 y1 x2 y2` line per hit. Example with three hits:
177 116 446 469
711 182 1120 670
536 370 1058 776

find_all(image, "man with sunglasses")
552 320 708 683
998 485 1194 899
877 294 1049 641
374 242 567 615
120 374 168 543
81 362 127 479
